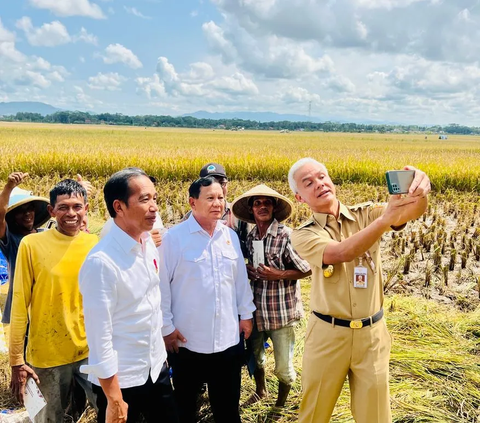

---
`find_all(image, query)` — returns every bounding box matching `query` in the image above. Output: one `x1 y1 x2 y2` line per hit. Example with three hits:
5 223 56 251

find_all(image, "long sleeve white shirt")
79 222 167 388
159 214 255 354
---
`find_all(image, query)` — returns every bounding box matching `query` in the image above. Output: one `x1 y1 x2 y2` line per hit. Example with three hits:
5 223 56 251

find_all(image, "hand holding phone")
385 170 415 195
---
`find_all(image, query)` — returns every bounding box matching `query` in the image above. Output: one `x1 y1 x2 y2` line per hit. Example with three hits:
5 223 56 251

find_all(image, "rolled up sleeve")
79 256 118 380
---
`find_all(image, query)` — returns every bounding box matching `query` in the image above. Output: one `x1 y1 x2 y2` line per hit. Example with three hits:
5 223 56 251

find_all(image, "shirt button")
353 303 357 307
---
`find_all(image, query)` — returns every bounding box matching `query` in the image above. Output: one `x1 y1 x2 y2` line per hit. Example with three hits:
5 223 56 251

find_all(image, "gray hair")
288 158 328 194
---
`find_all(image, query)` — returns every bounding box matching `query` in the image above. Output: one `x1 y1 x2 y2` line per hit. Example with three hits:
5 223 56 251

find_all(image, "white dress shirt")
159 214 255 354
79 222 167 389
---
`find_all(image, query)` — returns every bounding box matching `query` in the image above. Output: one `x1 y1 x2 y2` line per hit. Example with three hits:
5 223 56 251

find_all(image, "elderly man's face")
294 161 336 213
191 183 224 222
250 196 275 224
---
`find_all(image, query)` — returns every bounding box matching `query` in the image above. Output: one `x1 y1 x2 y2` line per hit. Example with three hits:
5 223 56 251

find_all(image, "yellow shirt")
9 229 98 368
291 202 390 320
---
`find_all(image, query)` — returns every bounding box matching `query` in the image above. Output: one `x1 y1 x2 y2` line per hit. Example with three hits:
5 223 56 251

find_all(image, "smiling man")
288 158 430 423
79 168 178 423
9 179 98 423
159 176 255 423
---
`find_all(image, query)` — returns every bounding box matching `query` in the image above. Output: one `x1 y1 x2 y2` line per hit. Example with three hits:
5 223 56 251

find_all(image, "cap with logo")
199 163 227 179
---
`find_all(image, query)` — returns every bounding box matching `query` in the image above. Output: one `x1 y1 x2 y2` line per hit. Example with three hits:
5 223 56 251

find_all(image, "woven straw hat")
232 184 293 224
6 187 50 229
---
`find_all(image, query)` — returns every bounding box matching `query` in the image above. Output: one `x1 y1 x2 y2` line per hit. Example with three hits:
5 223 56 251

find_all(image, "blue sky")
1 0 480 125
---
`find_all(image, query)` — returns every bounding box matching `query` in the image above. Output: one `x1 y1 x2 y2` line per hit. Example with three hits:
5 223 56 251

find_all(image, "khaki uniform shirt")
291 201 390 320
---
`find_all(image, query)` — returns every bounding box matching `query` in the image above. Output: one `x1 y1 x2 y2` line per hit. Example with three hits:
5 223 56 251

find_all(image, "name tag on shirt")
353 266 368 289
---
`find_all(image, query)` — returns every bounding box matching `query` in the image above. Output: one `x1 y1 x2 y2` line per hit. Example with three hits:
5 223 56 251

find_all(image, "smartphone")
385 170 415 194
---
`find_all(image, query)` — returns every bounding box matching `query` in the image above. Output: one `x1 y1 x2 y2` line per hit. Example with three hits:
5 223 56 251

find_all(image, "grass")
2 286 480 422
1 123 480 191
1 123 480 421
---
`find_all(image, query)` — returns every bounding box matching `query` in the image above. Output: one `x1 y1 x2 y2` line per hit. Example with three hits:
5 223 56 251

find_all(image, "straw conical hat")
231 184 293 224
6 187 50 229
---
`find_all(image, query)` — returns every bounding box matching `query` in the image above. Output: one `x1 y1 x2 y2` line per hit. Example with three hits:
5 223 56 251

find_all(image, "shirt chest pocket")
265 252 282 270
322 264 341 284
220 248 238 279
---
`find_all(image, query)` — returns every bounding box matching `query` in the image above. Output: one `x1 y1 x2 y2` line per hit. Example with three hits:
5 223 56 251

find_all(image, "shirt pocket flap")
221 249 238 260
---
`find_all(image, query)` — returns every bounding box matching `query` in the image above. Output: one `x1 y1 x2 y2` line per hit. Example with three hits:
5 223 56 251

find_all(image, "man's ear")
47 204 55 218
295 193 304 204
85 203 89 212
113 199 124 217
189 197 195 210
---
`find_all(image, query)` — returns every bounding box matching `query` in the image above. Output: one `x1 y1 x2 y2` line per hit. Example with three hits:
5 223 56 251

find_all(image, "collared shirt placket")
138 240 157 374
210 232 223 353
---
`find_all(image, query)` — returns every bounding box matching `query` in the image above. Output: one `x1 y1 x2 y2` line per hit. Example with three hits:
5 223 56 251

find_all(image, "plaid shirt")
246 219 310 331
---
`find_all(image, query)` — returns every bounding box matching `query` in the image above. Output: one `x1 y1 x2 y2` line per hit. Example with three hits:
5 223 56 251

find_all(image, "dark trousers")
93 362 179 423
169 345 243 423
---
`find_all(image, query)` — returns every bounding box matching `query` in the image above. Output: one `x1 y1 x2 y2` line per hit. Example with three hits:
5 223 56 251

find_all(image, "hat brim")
231 185 293 224
6 197 50 228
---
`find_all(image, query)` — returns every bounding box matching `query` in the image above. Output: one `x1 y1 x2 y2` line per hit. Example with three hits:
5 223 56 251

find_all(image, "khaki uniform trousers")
299 314 392 423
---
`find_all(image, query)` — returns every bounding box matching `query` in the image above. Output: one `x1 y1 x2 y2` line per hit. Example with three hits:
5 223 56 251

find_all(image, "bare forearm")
279 269 311 280
0 183 15 237
99 374 123 402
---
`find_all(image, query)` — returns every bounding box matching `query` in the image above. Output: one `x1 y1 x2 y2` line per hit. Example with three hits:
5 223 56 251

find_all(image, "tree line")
2 111 479 135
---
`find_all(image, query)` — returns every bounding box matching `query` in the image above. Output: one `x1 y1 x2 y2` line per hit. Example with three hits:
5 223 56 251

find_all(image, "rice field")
1 122 480 422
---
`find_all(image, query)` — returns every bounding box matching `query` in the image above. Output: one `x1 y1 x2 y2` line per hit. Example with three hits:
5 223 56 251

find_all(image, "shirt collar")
251 218 279 239
111 220 148 254
187 213 223 235
312 201 356 228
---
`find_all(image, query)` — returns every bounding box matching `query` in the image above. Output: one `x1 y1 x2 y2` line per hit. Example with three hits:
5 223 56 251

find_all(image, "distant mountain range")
182 110 325 123
0 101 61 116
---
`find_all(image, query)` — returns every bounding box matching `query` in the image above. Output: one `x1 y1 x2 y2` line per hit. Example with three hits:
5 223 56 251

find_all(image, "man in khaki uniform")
288 158 431 423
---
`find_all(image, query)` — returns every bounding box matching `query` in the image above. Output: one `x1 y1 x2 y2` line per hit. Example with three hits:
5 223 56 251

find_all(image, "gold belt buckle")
350 320 363 329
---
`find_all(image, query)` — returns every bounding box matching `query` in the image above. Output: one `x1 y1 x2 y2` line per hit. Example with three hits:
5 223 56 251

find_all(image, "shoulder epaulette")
348 201 374 211
296 219 315 230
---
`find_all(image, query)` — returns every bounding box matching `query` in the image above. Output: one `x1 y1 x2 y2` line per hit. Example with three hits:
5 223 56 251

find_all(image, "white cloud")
190 10 199 17
16 18 98 47
101 43 143 69
202 20 334 79
73 85 103 109
15 71 51 88
281 87 321 104
209 72 258 95
29 0 106 19
124 6 151 19
135 74 166 99
136 56 259 101
0 18 16 43
88 72 127 90
16 17 71 47
185 62 215 81
73 27 98 45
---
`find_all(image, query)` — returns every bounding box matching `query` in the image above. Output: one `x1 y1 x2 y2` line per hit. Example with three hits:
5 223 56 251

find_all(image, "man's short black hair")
189 177 221 199
50 179 87 207
104 167 149 218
